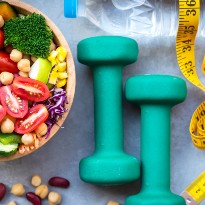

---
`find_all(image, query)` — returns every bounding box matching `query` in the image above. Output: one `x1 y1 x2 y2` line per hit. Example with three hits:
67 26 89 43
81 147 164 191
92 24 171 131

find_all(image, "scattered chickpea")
7 201 17 205
1 118 14 133
10 183 25 196
10 49 23 63
50 40 56 51
21 133 35 146
48 192 62 205
31 175 42 187
18 71 29 77
17 59 31 72
0 15 4 28
0 72 14 85
35 184 49 199
107 200 120 205
35 123 48 137
31 56 37 63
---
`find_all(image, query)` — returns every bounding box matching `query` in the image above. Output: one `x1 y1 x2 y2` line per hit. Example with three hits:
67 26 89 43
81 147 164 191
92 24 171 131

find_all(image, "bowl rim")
0 0 76 161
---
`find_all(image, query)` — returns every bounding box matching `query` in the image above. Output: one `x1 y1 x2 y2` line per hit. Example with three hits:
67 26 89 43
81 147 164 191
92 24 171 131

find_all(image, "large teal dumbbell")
125 75 187 205
77 36 140 185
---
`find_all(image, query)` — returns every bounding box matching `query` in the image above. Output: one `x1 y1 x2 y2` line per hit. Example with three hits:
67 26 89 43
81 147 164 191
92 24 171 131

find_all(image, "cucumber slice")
0 142 18 156
29 58 52 84
0 133 22 145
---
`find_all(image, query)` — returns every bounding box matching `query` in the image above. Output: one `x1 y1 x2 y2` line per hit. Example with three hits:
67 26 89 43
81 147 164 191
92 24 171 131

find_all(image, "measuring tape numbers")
176 0 205 150
181 171 205 205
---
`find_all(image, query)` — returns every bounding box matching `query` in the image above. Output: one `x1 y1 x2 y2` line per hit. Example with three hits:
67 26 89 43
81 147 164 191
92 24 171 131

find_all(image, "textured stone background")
1 0 205 204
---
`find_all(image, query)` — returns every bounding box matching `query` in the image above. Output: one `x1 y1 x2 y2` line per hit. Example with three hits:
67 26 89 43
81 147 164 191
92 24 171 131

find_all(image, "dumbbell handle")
93 65 123 153
141 105 171 192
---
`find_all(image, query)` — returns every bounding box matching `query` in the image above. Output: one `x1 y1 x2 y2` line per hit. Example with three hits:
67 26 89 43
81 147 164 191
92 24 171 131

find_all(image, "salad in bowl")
0 0 75 160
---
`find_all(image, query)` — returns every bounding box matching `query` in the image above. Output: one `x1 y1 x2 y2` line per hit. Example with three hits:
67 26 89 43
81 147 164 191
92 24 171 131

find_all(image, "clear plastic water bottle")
64 0 205 36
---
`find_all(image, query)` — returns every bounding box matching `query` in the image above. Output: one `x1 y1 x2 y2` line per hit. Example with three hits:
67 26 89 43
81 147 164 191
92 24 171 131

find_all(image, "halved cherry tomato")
0 104 6 121
12 76 50 102
0 86 28 118
14 104 49 134
0 30 4 49
0 51 18 73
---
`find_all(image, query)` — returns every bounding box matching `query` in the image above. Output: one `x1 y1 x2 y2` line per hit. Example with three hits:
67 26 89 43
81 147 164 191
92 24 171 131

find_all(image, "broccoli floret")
4 13 53 58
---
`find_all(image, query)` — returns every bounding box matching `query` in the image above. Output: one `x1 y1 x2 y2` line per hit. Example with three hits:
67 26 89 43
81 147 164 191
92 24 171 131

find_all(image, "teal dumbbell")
77 36 140 185
125 75 187 205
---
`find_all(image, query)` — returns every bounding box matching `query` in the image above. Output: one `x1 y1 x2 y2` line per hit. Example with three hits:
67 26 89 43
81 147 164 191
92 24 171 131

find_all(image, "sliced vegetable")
0 86 28 118
0 142 18 156
48 70 58 85
29 58 52 84
56 46 67 62
0 30 4 49
44 88 68 138
56 79 67 88
12 76 50 102
0 105 6 122
0 51 18 73
15 104 49 134
0 132 22 145
0 2 17 20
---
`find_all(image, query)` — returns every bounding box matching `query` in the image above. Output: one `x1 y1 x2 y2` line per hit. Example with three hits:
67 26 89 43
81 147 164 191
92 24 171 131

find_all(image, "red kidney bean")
26 192 42 205
0 183 6 201
48 176 70 188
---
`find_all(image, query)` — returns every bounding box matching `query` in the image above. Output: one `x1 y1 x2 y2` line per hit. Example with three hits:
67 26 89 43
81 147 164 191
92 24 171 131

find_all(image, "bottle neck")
77 0 86 17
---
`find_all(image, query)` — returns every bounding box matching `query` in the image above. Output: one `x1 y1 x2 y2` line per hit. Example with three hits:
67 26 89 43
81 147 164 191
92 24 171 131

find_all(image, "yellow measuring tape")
181 171 205 205
176 0 205 150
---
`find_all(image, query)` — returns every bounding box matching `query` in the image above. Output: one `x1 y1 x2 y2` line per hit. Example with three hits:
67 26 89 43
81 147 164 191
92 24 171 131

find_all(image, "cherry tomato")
15 104 49 134
12 76 50 102
0 86 28 118
0 104 6 121
0 51 18 73
0 30 4 49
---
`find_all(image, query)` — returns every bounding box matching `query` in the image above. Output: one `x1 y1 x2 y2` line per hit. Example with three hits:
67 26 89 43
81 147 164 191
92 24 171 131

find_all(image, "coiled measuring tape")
181 171 205 205
176 0 205 150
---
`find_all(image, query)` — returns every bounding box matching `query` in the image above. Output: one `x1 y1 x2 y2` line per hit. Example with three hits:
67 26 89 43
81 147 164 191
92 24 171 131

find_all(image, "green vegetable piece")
4 13 53 58
0 142 18 156
29 58 52 84
0 133 22 145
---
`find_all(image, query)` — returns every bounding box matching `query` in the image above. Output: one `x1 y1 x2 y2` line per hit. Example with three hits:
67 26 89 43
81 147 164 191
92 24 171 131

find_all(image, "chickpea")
17 59 31 72
48 192 62 205
35 184 49 199
21 133 34 146
107 200 120 205
31 175 42 187
0 72 14 85
50 40 56 51
1 118 14 133
31 56 37 63
7 201 16 205
0 15 4 28
35 123 48 137
10 183 25 196
10 49 23 62
18 71 29 78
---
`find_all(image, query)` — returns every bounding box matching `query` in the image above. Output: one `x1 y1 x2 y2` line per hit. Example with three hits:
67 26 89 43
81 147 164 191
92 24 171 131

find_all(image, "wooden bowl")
0 0 76 161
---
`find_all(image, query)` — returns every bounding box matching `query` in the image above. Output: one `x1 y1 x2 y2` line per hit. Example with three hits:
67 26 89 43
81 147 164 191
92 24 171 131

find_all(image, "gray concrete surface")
1 0 205 204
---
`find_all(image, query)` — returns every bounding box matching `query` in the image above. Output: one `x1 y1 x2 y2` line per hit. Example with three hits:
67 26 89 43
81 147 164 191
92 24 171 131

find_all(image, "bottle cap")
64 0 77 18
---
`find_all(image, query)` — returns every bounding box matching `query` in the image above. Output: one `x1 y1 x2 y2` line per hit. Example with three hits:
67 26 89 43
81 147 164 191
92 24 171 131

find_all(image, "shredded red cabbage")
43 88 68 138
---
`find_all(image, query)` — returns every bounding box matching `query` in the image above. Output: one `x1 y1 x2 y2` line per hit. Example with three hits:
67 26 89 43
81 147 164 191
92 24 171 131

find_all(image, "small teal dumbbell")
77 36 140 185
125 74 187 205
